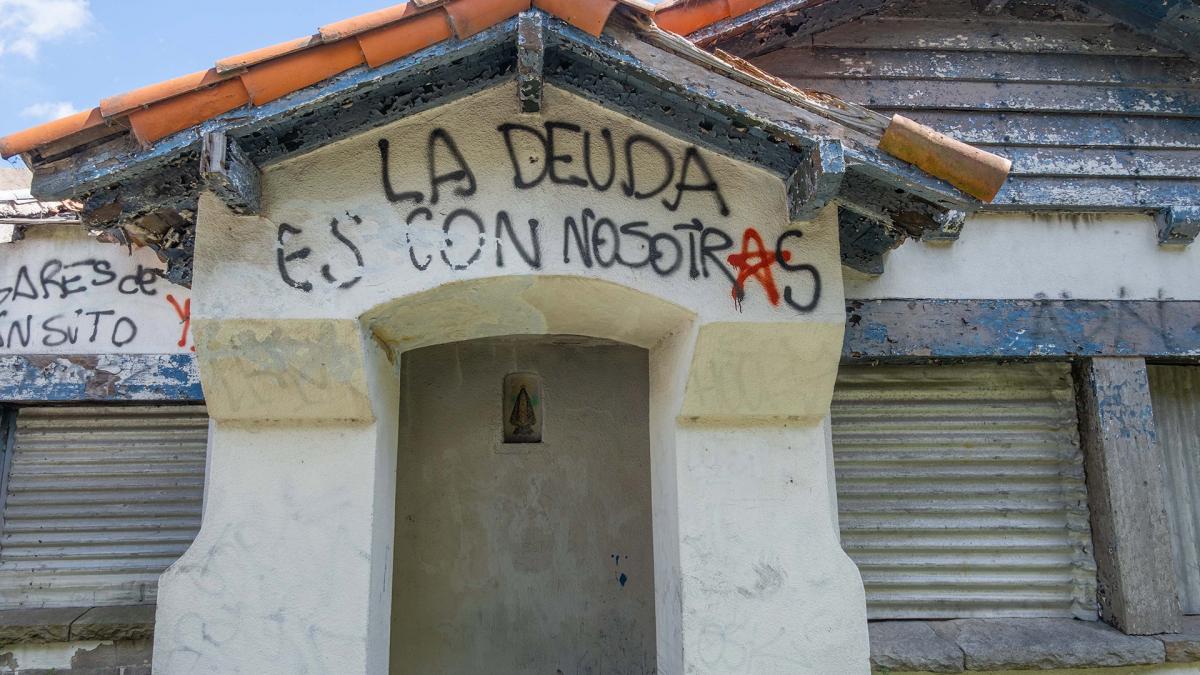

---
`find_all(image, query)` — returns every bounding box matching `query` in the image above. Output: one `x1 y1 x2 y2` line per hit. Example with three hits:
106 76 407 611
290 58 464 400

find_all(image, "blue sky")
0 1 431 167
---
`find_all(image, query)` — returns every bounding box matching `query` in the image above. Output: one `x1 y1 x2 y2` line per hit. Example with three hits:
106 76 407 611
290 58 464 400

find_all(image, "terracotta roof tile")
240 39 367 106
358 9 455 68
101 69 232 118
655 0 730 35
320 3 429 41
0 107 107 158
216 34 322 75
128 79 250 146
534 0 619 36
0 0 790 159
445 0 531 38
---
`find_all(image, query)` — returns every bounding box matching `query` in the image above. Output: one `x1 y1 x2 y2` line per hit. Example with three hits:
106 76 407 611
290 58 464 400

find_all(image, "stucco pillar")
152 319 399 674
654 321 870 674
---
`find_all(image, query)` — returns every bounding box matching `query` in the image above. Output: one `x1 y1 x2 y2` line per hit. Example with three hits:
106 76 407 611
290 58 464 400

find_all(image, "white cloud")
20 101 81 121
0 0 91 59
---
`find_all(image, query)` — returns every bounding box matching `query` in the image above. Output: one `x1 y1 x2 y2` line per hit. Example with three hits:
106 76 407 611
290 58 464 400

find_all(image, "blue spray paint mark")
619 573 628 588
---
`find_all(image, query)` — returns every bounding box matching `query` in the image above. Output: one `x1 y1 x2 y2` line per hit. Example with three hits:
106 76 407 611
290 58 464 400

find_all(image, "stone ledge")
0 605 155 645
0 608 86 644
871 618 1187 672
70 605 156 642
870 621 964 673
1160 615 1200 663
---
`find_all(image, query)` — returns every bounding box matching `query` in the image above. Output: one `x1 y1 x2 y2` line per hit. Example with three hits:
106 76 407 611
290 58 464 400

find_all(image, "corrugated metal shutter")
1148 365 1200 615
0 405 208 609
832 364 1097 620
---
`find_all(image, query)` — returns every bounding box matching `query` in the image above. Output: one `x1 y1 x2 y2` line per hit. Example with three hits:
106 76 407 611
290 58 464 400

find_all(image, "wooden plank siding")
746 0 1200 213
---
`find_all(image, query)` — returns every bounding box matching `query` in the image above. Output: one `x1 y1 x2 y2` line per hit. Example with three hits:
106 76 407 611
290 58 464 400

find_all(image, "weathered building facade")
0 0 1197 673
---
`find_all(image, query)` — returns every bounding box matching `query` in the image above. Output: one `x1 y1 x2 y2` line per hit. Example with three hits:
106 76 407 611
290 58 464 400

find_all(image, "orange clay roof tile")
0 0 781 159
445 0 531 38
128 78 250 146
357 9 455 68
101 68 233 118
655 0 731 35
215 34 322 74
533 0 619 37
0 107 107 158
240 39 366 106
320 3 430 42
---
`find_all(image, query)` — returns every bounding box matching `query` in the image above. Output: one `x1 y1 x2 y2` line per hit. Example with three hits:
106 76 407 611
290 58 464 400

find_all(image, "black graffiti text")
0 258 160 306
498 122 731 217
379 128 477 207
276 216 365 293
0 309 138 350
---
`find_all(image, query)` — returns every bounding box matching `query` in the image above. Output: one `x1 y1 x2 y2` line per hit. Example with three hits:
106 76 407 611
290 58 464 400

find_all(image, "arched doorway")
392 335 655 673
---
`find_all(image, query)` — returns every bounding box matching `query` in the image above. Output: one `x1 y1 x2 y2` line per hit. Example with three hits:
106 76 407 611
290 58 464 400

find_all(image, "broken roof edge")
1 0 771 160
0 168 81 244
10 1 1010 208
622 13 1009 202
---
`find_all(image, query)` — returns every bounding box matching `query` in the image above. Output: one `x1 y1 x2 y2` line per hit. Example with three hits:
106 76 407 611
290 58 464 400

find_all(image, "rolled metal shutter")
0 405 208 609
832 364 1097 620
1148 365 1200 614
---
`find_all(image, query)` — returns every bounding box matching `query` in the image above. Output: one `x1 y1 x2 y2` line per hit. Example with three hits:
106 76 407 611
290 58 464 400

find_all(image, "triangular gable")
2 1 1013 285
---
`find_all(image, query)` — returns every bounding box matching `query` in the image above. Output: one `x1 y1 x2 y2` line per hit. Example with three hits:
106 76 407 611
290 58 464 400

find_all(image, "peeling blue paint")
0 354 203 403
844 300 1200 361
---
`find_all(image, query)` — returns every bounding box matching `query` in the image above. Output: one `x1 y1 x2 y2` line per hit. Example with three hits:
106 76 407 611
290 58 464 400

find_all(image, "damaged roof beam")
200 131 261 215
787 139 845 221
517 11 547 114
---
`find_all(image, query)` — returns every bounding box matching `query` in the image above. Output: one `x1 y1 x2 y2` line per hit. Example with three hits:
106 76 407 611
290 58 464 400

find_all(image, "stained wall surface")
844 212 1200 301
391 336 655 674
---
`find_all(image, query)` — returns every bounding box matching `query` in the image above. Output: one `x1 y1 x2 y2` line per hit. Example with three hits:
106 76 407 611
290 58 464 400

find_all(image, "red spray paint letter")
727 228 790 308
166 294 194 352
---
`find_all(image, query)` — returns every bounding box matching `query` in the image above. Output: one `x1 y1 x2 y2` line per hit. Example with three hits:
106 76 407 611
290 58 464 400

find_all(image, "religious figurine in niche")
503 372 543 444
509 386 537 438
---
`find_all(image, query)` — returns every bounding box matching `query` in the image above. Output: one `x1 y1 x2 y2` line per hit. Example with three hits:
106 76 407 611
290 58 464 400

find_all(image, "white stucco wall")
0 226 192 354
847 212 1200 301
392 336 655 673
165 81 865 674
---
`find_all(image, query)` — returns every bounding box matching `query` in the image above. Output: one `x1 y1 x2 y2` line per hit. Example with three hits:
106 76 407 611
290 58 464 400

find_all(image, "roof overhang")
18 8 1003 285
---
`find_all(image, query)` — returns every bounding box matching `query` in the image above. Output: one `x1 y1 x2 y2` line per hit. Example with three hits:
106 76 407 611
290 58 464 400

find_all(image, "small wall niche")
503 372 543 444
